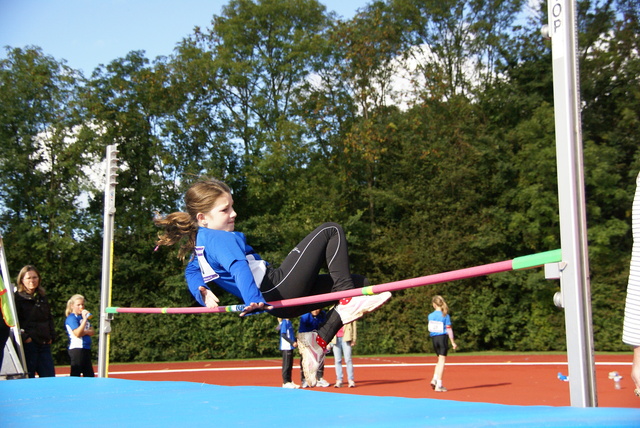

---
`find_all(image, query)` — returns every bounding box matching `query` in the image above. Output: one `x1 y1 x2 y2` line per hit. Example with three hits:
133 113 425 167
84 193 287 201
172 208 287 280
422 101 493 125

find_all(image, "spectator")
298 309 330 387
623 171 640 398
278 318 299 388
331 321 357 388
14 265 56 378
65 294 95 377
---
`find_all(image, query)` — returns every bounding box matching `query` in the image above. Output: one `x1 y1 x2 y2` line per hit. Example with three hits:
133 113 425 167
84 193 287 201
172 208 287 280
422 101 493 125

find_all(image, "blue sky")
0 0 369 75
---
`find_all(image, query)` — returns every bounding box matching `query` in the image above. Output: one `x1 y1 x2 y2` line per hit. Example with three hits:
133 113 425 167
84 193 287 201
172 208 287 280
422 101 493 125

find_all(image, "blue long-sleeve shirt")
185 228 268 306
298 311 326 333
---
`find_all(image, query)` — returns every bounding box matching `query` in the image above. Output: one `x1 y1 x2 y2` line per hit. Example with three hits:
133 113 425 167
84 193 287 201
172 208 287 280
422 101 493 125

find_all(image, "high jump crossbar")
105 249 561 315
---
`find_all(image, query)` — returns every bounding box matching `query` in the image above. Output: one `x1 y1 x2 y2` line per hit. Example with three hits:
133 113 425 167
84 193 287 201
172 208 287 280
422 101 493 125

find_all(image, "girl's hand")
452 342 458 350
199 286 220 308
239 302 273 317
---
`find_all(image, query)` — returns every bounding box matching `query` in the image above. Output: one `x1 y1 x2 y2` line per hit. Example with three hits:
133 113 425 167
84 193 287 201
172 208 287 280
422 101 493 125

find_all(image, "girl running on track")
154 178 391 386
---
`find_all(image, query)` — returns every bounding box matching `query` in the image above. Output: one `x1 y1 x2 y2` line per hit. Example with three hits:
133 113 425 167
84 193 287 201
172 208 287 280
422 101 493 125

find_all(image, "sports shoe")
434 385 448 392
430 381 436 390
334 381 343 388
297 331 325 388
335 292 392 324
282 382 300 389
317 378 330 387
348 380 356 388
301 379 309 389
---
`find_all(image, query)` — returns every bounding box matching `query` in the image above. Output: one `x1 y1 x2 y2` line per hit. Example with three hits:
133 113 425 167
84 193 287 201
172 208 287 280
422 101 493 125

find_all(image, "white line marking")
107 361 631 376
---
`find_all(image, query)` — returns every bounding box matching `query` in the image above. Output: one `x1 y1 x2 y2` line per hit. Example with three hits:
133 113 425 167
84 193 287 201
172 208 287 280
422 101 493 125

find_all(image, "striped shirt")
623 172 640 346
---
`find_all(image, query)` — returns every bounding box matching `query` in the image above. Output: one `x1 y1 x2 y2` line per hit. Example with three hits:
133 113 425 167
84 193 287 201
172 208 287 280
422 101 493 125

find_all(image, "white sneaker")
282 382 300 389
334 381 343 388
348 380 356 388
301 379 309 388
336 292 392 324
316 378 330 387
297 331 325 388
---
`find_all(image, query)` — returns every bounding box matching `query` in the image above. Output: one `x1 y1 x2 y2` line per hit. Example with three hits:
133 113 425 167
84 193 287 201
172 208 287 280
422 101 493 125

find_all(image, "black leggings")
260 223 369 340
68 348 95 377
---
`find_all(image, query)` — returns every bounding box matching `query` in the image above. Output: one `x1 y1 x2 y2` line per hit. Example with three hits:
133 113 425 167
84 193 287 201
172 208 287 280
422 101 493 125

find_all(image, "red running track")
59 354 638 408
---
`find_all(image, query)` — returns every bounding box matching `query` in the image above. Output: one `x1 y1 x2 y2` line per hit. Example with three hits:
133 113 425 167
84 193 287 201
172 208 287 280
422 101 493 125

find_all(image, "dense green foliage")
1 0 639 364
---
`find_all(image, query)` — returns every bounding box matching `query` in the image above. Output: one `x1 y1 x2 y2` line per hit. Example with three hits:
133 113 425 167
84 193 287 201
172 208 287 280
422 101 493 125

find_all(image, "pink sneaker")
297 332 325 387
336 292 392 324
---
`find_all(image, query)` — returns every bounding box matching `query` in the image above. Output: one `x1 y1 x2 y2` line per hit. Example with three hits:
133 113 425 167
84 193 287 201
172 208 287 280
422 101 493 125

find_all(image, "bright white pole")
98 145 118 378
546 0 597 407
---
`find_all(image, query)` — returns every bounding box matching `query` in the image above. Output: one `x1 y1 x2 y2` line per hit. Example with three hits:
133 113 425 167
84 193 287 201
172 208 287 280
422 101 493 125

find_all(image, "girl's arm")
68 315 89 338
185 258 208 306
185 259 222 308
446 325 458 350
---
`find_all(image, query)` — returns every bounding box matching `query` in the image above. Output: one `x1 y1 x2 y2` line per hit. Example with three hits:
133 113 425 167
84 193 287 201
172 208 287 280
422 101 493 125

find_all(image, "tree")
390 0 526 99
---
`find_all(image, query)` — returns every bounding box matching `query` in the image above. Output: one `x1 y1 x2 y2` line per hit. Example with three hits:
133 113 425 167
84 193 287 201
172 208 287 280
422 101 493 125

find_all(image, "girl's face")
22 271 40 294
72 299 85 315
198 192 236 232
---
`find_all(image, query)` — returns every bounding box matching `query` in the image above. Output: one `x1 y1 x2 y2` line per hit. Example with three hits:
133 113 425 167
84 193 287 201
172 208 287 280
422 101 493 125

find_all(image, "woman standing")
428 295 457 392
14 265 56 378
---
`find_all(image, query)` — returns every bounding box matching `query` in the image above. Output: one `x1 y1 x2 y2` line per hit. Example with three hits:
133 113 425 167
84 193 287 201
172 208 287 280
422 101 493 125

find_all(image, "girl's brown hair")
154 178 231 260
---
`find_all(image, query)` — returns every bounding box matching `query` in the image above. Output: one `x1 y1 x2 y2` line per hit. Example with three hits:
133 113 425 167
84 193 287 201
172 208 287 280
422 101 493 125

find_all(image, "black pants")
260 223 369 341
68 348 95 377
281 349 294 383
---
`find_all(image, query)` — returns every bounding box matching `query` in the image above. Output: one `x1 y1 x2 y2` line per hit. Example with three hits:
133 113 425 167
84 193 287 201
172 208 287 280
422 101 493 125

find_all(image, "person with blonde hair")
428 295 458 392
14 265 56 378
65 294 95 377
154 178 391 387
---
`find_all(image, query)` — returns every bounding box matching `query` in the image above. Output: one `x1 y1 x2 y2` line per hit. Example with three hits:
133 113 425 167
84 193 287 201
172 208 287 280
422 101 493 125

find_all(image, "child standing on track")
278 318 299 388
154 178 391 387
65 294 95 377
428 295 457 392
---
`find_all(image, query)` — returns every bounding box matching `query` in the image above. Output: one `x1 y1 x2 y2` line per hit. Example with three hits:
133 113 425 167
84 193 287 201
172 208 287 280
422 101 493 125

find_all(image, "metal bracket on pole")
544 262 567 280
546 262 568 308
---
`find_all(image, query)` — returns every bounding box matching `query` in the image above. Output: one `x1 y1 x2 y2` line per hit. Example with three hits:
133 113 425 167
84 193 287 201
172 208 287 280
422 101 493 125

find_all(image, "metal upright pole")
545 0 597 407
98 145 119 378
0 232 28 377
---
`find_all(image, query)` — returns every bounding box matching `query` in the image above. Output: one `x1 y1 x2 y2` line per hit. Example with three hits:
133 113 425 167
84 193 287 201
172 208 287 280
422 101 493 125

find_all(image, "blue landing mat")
0 377 639 427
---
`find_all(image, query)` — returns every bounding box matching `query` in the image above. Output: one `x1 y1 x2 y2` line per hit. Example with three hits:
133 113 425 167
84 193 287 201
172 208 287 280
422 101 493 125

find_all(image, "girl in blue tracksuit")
154 178 391 386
